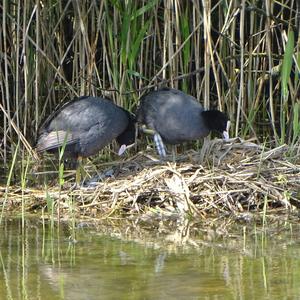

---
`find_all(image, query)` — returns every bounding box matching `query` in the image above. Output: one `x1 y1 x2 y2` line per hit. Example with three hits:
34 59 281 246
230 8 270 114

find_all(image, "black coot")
137 88 230 157
36 96 135 181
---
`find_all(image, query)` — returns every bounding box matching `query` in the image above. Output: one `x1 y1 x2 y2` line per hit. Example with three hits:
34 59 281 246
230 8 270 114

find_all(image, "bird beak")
222 121 231 141
118 143 135 156
118 144 127 156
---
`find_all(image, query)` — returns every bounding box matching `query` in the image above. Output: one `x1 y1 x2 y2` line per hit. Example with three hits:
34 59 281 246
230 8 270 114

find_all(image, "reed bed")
1 1 300 161
1 138 299 220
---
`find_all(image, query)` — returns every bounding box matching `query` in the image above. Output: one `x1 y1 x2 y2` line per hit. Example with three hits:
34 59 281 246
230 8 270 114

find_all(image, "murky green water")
1 217 300 300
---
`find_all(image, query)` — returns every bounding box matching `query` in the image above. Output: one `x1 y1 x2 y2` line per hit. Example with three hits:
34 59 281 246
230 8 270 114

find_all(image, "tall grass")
0 0 299 167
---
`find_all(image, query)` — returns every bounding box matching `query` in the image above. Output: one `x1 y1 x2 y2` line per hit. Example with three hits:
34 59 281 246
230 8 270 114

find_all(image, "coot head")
116 111 136 155
201 110 230 140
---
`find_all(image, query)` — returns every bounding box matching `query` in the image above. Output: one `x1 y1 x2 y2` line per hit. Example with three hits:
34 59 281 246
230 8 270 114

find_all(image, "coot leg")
140 125 167 158
153 133 167 158
76 156 84 185
171 145 177 162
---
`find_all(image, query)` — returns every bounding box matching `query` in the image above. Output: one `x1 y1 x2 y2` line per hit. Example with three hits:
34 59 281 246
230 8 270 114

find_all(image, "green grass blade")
281 30 294 99
292 102 300 144
130 0 158 20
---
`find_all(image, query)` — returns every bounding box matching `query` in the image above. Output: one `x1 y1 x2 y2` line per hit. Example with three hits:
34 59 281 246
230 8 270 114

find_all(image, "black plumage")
137 88 229 157
36 96 135 159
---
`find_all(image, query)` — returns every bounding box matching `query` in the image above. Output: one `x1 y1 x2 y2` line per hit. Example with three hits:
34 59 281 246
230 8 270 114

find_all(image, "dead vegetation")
1 138 299 220
1 1 299 224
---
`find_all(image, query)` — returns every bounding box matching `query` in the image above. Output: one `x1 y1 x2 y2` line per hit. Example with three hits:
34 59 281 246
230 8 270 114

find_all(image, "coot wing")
36 130 79 152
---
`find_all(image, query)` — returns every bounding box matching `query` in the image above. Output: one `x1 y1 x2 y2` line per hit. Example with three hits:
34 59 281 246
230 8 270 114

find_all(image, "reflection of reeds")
2 217 300 300
1 138 299 218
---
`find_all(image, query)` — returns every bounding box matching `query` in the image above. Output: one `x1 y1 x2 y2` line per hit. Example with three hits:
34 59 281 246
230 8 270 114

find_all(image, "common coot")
36 96 135 182
137 88 230 158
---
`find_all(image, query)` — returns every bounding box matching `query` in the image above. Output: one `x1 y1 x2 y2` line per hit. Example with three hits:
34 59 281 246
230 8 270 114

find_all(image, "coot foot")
83 168 116 187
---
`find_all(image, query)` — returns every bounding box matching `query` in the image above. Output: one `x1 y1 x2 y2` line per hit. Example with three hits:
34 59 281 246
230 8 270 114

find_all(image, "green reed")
0 0 299 173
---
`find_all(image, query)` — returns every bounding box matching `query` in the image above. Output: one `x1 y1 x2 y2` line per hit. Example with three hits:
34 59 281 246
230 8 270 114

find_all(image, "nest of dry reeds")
1 138 299 220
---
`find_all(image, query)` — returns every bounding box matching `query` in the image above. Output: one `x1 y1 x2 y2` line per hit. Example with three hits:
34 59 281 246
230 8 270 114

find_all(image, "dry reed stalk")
0 1 299 184
1 139 299 220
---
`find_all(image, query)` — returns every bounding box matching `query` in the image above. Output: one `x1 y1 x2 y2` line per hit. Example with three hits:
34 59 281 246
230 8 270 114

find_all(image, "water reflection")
1 218 300 299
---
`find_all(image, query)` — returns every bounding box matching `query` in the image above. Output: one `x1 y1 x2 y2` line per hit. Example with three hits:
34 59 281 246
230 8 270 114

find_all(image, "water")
1 217 300 299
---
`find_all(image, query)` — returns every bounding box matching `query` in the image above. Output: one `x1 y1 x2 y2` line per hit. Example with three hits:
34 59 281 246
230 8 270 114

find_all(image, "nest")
1 138 300 220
